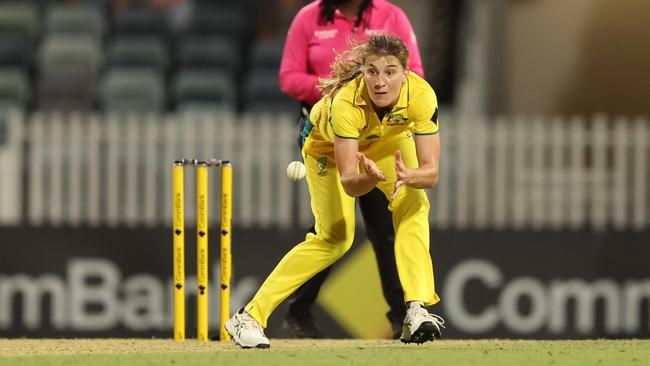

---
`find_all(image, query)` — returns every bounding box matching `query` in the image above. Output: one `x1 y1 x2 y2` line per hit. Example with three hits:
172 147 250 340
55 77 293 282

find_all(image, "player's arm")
335 137 386 197
395 81 441 191
396 134 440 190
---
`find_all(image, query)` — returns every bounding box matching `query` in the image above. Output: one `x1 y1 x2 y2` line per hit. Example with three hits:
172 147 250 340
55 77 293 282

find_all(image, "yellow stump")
196 162 209 341
172 163 185 342
220 162 233 341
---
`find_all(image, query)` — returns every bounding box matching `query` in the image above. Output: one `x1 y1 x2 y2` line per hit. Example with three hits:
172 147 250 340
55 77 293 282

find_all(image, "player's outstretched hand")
392 150 408 200
356 152 386 182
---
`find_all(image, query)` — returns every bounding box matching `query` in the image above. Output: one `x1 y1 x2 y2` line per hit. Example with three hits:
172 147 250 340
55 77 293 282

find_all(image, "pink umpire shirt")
279 0 424 106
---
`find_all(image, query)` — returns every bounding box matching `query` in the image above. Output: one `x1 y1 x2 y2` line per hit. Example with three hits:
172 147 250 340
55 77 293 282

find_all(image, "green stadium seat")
45 4 105 41
114 8 168 39
0 2 37 68
177 36 239 73
38 34 102 77
0 2 39 42
106 36 168 74
173 69 235 112
101 68 165 112
0 67 29 108
243 69 296 113
37 70 95 111
0 34 33 68
186 4 250 45
250 39 284 72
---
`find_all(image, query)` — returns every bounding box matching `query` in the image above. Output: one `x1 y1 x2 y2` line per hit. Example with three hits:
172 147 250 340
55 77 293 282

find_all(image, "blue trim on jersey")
300 115 314 149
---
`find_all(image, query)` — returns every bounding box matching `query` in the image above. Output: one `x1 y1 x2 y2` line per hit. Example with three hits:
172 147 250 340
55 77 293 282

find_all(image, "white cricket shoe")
225 309 270 349
400 302 445 344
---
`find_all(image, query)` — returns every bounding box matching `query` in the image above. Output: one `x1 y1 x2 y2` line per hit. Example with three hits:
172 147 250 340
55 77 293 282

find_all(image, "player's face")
363 55 407 109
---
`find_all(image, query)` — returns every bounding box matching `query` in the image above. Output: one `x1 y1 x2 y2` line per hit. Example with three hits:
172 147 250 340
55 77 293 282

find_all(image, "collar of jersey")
333 8 359 22
333 2 378 22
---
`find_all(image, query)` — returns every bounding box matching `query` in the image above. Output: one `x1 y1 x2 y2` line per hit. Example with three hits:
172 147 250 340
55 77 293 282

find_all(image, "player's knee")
313 234 353 260
321 231 353 252
317 222 354 258
331 236 354 259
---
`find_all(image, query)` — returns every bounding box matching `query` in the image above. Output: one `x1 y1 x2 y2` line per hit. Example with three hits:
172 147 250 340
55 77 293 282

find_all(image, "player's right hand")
356 152 386 181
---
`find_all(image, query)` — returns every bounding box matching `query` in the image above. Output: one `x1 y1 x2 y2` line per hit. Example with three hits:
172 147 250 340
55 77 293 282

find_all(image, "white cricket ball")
286 161 306 181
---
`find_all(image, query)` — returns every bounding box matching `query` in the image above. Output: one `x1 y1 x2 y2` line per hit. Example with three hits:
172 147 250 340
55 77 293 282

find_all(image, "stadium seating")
0 34 33 68
0 67 29 109
176 36 239 72
185 3 250 44
0 1 291 113
101 68 165 112
243 69 296 113
107 36 169 75
173 69 235 112
114 7 168 39
249 39 284 72
0 2 39 42
243 37 293 113
0 2 38 69
45 4 105 41
38 34 102 77
37 70 95 111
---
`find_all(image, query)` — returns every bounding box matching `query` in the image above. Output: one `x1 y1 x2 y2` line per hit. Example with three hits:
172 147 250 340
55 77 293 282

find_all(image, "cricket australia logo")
317 157 328 176
386 113 409 126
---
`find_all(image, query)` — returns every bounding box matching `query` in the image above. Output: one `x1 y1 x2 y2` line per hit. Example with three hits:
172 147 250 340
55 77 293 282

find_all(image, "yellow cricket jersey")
303 71 439 157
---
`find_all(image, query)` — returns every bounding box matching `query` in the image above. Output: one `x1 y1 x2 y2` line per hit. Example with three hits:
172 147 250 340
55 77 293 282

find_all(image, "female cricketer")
279 0 425 339
226 34 444 348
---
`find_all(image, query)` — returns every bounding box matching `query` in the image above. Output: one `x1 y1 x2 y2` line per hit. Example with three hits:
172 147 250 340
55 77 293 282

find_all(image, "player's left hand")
392 150 408 200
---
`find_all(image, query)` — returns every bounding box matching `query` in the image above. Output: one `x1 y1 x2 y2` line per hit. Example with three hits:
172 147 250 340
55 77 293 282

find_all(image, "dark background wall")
1 226 648 339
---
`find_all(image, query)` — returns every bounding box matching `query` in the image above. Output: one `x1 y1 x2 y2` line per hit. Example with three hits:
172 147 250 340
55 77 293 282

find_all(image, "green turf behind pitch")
1 340 648 366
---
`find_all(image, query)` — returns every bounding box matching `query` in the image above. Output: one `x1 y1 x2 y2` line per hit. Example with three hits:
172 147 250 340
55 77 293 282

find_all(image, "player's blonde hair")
318 34 409 97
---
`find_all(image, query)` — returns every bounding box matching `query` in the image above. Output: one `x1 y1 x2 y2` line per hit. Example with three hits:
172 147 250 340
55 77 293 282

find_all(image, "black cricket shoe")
283 312 325 339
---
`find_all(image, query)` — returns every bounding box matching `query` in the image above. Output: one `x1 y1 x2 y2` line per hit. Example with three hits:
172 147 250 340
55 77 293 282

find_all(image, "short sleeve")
412 86 440 135
330 97 364 139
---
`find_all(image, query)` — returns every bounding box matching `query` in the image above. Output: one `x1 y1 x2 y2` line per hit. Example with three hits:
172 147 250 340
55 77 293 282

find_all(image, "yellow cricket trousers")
245 134 439 327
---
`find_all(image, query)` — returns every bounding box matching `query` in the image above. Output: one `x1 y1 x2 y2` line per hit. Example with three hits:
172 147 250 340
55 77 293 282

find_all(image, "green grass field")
1 339 648 366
